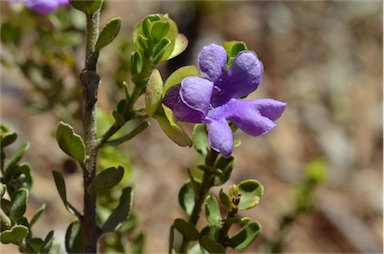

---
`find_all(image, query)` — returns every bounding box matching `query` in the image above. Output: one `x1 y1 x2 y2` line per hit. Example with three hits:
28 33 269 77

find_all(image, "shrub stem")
81 9 101 253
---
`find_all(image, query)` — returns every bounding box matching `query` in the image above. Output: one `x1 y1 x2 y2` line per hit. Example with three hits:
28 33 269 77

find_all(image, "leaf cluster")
0 124 57 253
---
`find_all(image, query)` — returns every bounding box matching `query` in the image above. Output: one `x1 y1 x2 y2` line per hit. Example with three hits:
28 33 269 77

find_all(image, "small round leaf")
237 180 264 211
88 166 124 196
56 122 85 163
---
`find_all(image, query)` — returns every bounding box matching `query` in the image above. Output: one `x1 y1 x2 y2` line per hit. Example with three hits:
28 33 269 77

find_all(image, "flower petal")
198 43 227 82
211 51 263 106
180 77 213 116
25 0 60 14
208 118 233 158
163 85 207 123
222 98 286 136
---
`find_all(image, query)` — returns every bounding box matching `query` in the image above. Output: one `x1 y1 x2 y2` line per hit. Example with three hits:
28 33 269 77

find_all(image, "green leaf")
164 65 200 93
70 0 102 15
179 180 198 216
135 35 150 56
0 208 12 230
0 183 6 198
88 166 124 196
173 218 199 241
219 189 231 211
213 155 235 186
167 33 188 60
30 203 46 227
65 220 84 253
200 236 226 253
226 221 261 250
0 131 17 148
130 51 143 75
12 163 33 191
4 142 30 175
145 69 163 117
25 237 42 253
52 171 81 218
95 17 122 53
153 37 171 64
205 195 221 227
150 21 170 43
193 124 210 156
154 106 192 147
222 217 251 224
9 188 28 222
0 225 28 244
104 122 150 147
101 186 133 233
237 179 264 211
56 122 85 163
221 41 247 66
41 230 55 253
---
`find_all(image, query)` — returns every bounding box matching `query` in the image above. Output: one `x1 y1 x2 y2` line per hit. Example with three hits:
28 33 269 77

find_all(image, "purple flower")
24 0 69 15
163 43 286 157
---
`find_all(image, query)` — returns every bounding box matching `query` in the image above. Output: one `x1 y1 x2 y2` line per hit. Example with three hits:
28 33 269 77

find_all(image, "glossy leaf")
65 220 84 253
153 37 171 64
70 0 102 15
164 65 200 93
173 218 199 241
219 189 231 211
200 236 226 253
130 51 143 75
213 155 235 186
88 166 124 196
0 183 6 198
9 188 28 222
41 230 55 253
145 69 163 117
179 180 198 216
30 203 46 227
193 124 210 156
105 122 150 147
205 195 221 227
95 17 122 53
102 186 133 233
237 180 264 211
150 21 170 43
222 217 251 224
52 171 81 218
4 142 29 175
168 33 188 60
222 41 247 67
0 130 17 147
11 163 33 191
154 106 192 147
56 122 85 163
0 225 28 244
0 208 12 230
226 221 261 250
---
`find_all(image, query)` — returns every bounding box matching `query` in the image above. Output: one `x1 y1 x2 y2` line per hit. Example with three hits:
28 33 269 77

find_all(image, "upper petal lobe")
198 43 227 82
211 51 264 107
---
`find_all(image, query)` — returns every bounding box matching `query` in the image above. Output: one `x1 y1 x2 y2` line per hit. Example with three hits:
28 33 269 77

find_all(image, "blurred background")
1 0 382 253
